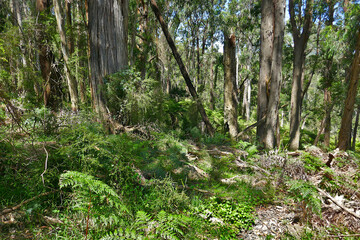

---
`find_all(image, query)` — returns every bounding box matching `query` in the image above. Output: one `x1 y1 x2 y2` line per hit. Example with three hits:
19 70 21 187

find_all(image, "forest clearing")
1 0 360 239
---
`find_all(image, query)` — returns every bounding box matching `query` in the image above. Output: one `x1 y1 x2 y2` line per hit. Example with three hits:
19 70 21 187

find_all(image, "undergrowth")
0 111 274 239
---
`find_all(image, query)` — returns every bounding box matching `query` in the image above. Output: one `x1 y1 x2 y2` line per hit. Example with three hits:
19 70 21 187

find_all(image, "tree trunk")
223 32 239 139
257 0 273 143
242 39 253 122
36 0 52 107
257 0 285 149
65 1 74 55
88 0 128 121
344 0 349 12
351 104 360 150
11 0 26 68
289 42 305 150
156 32 171 94
263 0 285 149
138 0 149 80
288 0 314 150
338 31 360 150
242 78 251 121
196 36 201 88
209 55 215 110
210 61 219 111
323 0 335 148
314 116 326 146
74 2 86 103
53 0 79 112
150 0 215 136
323 89 333 147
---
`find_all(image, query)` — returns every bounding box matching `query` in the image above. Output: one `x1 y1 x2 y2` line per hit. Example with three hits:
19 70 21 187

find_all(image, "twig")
316 187 360 220
40 145 49 186
0 190 58 216
326 234 360 238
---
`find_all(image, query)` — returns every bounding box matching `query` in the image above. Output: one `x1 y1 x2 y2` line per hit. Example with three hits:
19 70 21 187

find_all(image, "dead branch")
235 158 271 176
316 187 360 220
325 234 360 238
206 149 233 156
0 190 58 217
237 115 266 138
178 185 214 195
40 146 49 186
132 164 147 186
326 153 334 167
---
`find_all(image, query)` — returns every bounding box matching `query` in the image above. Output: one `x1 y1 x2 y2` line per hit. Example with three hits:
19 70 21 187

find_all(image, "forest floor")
207 145 360 239
1 118 360 239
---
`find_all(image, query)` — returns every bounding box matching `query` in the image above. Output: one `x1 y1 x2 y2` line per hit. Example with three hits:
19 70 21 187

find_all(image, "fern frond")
59 171 129 228
287 180 321 216
100 227 146 240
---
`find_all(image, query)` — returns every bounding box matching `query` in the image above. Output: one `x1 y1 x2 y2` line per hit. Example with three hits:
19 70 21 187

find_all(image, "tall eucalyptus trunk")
36 0 52 107
54 0 79 112
257 0 286 149
323 0 335 147
351 104 360 150
242 77 251 121
223 31 238 139
288 0 314 150
88 0 129 121
338 30 360 151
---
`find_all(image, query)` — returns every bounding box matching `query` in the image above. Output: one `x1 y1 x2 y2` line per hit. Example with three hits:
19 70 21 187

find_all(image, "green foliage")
300 130 317 147
192 196 255 238
105 69 163 125
24 107 58 136
210 154 236 180
0 129 48 206
236 140 258 157
59 171 129 227
287 180 321 217
203 132 229 145
206 108 224 131
302 153 325 173
101 210 191 240
141 177 189 213
56 118 111 174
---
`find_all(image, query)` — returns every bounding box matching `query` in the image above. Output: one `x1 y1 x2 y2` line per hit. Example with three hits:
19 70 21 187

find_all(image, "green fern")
100 228 145 240
101 210 191 240
59 171 129 227
288 180 321 216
